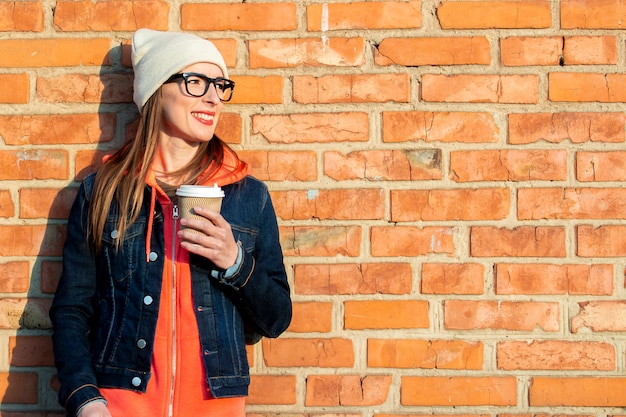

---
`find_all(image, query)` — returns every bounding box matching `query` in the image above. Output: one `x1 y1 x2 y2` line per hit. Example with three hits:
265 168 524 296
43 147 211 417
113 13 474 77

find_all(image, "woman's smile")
192 111 215 125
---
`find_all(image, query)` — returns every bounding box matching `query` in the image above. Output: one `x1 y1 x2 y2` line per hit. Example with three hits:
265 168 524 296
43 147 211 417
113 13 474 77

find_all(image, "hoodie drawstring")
146 186 156 262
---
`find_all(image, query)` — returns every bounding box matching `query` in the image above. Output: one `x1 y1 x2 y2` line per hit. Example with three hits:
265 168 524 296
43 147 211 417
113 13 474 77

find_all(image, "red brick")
208 39 237 68
305 375 391 406
402 376 517 406
19 188 78 219
376 415 490 417
383 111 499 143
325 149 441 181
549 73 626 102
0 150 69 180
238 150 317 181
344 300 429 330
0 225 66 257
471 226 566 257
497 340 615 370
182 2 296 31
0 1 43 31
307 1 421 30
371 226 455 257
263 338 353 367
577 225 626 257
0 190 14 218
229 76 283 104
390 188 509 221
518 187 626 220
509 112 625 144
41 261 62 294
368 339 483 369
253 113 368 144
422 74 538 103
564 36 618 64
214 112 242 144
0 114 115 145
438 1 550 29
495 263 613 295
248 414 331 417
9 336 54 366
529 377 626 406
450 150 567 181
0 298 52 330
293 73 410 104
561 0 626 29
0 74 29 104
37 73 133 104
0 261 30 293
376 37 490 66
501 37 562 66
421 263 485 295
248 375 296 405
444 300 560 332
53 0 169 31
0 38 112 67
75 149 110 181
293 263 412 295
577 151 626 181
288 302 332 333
49 374 61 399
572 301 626 332
0 372 38 404
280 226 361 257
272 189 384 220
249 38 365 68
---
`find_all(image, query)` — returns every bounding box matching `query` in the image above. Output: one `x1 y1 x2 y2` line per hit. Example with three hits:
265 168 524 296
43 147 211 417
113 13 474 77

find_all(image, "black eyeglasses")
164 72 235 102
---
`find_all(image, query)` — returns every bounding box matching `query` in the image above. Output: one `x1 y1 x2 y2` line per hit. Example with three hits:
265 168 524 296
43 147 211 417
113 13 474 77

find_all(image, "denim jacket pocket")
101 217 146 283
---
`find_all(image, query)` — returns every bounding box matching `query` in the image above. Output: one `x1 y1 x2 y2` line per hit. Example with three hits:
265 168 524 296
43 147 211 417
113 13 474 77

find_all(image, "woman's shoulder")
222 175 272 210
77 172 98 200
227 175 269 194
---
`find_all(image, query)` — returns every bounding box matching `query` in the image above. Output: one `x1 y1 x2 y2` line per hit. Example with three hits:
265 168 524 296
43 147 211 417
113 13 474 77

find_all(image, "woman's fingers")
178 207 238 269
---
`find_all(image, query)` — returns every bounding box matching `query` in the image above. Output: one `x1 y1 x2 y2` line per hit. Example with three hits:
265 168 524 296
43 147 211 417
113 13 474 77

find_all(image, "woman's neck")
152 136 200 185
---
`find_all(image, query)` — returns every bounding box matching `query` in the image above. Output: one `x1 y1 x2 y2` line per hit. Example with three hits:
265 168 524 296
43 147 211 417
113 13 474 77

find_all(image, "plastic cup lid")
175 183 224 198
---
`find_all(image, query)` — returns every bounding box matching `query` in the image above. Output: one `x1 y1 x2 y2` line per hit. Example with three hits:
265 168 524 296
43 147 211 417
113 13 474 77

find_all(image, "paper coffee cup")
176 184 224 231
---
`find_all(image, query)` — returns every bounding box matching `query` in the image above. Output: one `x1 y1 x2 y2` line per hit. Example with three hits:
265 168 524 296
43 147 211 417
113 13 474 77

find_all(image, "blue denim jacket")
50 173 292 417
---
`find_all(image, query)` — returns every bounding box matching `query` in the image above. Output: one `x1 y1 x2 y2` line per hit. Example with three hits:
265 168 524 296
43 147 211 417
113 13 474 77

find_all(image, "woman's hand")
78 401 111 417
178 206 239 269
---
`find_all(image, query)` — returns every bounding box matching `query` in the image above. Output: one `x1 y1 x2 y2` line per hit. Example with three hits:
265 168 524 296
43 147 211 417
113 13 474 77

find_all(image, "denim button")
148 252 158 262
137 339 146 349
110 230 119 239
143 295 153 305
131 377 141 386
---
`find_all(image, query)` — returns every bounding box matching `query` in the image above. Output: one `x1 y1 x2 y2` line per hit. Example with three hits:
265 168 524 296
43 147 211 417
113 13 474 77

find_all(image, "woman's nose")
202 83 221 103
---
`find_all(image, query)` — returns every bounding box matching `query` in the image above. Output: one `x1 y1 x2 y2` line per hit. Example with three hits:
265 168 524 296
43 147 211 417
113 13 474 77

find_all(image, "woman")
50 29 292 417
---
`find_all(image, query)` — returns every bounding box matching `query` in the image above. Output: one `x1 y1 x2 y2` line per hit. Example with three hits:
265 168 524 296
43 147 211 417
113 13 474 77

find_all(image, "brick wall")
0 0 625 415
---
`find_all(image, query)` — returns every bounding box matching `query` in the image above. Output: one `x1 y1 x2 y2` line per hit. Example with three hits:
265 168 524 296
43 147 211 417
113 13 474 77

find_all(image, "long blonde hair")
87 88 230 252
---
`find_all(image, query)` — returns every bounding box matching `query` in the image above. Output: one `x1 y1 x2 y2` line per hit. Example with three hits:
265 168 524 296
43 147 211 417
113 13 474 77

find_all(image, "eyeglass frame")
164 72 235 102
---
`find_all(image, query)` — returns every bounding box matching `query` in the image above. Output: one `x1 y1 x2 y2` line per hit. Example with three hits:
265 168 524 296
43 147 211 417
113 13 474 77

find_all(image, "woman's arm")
179 186 292 338
221 190 292 337
49 182 106 417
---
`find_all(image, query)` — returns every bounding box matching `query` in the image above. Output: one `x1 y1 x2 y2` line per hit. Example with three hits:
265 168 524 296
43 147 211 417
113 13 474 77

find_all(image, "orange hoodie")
101 149 249 417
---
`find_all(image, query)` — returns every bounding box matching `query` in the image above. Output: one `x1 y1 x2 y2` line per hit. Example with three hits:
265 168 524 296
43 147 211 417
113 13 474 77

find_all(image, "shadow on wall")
1 42 136 414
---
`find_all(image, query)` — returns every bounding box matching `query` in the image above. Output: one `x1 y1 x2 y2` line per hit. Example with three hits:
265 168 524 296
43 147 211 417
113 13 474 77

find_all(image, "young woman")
50 29 292 417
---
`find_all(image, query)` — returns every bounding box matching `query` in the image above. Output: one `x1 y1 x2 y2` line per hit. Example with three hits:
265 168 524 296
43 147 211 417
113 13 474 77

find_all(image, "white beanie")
131 29 229 112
